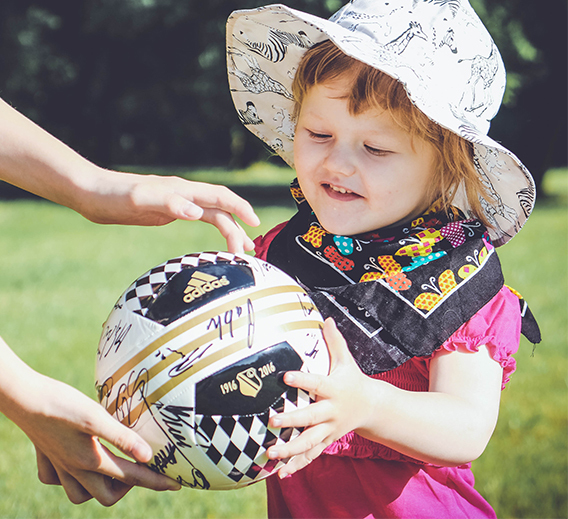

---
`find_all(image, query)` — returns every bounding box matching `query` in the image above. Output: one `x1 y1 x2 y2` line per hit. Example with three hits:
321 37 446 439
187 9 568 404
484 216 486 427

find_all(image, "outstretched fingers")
274 437 329 479
322 317 352 369
199 207 256 253
190 182 260 228
265 318 370 477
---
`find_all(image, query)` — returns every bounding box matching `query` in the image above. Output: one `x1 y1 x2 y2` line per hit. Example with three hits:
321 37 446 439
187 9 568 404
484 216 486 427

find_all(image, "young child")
227 1 540 517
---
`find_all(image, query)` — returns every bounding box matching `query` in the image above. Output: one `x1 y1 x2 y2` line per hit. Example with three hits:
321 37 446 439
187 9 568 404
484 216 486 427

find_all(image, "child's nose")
323 143 356 177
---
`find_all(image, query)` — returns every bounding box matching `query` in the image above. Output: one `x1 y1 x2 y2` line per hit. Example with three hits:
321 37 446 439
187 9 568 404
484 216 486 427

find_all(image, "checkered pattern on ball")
195 387 312 484
123 252 245 315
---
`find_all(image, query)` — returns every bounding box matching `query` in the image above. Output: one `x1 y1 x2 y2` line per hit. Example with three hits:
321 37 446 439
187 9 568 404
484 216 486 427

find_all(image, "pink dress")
255 227 521 519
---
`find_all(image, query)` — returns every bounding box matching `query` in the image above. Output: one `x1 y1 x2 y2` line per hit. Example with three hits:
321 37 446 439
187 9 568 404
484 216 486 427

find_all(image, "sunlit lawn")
0 167 565 518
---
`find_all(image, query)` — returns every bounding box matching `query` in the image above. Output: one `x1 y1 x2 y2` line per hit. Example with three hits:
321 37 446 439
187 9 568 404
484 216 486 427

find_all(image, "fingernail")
268 449 279 459
183 203 203 219
133 441 153 462
167 480 182 491
284 373 295 384
271 417 282 427
279 471 289 479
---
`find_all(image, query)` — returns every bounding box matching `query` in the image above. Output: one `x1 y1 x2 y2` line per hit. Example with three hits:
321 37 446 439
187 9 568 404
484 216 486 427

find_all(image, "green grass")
0 167 565 518
472 169 568 519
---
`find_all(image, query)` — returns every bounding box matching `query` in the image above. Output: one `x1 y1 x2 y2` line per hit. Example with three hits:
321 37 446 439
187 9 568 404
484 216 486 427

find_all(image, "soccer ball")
95 252 328 490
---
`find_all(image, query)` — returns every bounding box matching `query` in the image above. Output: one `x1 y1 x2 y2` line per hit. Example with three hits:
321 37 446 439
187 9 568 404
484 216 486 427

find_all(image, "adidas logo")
183 271 230 303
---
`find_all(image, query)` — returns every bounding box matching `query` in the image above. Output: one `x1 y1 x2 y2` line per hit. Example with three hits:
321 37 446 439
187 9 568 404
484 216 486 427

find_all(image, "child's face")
294 78 437 235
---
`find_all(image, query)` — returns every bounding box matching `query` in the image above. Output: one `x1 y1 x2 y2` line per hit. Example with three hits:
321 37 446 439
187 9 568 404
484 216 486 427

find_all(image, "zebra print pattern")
516 187 535 218
420 0 461 16
238 28 312 63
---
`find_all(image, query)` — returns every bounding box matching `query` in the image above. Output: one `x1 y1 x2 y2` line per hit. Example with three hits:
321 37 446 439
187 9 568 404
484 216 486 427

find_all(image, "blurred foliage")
470 0 567 191
0 0 565 190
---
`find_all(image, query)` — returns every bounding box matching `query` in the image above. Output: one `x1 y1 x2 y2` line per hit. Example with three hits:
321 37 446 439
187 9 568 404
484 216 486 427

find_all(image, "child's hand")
81 171 260 254
267 318 372 478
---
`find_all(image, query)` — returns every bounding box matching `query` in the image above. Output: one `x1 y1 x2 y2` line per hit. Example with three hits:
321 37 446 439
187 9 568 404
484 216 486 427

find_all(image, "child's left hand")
267 317 372 478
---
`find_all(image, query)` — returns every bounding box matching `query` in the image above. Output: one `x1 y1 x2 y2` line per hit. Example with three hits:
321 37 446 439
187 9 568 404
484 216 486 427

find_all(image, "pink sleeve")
433 286 522 389
253 221 288 261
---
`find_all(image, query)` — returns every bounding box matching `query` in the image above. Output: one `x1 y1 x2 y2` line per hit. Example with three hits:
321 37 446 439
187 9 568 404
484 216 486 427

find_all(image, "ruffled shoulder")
434 286 522 389
253 221 288 261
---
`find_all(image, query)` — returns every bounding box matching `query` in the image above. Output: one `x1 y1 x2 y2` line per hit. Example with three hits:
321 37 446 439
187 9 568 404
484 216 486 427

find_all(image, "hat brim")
226 4 536 246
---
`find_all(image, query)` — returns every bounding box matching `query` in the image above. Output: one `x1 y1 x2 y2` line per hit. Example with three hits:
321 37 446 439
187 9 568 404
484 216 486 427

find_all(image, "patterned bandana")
266 181 539 375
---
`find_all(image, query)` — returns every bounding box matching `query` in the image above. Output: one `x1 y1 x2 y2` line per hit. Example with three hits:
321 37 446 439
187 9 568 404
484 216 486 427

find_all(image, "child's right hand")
267 318 504 473
266 318 374 478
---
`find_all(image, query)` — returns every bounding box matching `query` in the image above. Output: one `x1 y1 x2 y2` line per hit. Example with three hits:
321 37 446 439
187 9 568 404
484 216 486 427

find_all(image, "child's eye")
307 129 331 140
364 145 389 157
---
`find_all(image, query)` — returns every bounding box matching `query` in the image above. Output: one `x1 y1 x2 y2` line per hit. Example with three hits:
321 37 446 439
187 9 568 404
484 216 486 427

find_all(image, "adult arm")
0 336 181 506
0 98 259 253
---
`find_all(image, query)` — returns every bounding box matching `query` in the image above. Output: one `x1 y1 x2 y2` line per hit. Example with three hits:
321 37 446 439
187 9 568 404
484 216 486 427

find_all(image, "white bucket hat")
226 0 537 246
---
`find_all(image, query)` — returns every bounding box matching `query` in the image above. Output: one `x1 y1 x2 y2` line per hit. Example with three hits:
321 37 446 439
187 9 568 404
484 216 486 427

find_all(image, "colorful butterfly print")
410 216 425 228
378 255 402 273
404 251 447 272
290 186 305 204
302 225 327 248
386 272 412 291
333 235 354 255
359 255 403 281
457 245 489 279
440 221 466 247
414 269 457 311
395 229 443 258
360 271 381 282
324 245 355 271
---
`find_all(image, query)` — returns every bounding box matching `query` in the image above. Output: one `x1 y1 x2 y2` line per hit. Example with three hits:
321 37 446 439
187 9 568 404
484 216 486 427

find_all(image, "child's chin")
320 221 369 236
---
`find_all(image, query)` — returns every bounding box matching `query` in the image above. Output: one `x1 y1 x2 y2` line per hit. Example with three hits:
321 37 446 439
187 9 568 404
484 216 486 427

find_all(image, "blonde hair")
292 40 490 227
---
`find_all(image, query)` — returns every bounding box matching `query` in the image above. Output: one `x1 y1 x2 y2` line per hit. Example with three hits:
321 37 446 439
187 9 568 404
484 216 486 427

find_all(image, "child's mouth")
323 183 362 201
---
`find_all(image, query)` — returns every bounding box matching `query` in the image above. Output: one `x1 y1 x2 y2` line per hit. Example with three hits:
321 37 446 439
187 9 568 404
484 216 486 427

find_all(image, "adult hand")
0 99 260 254
0 340 180 506
266 318 371 478
80 171 260 254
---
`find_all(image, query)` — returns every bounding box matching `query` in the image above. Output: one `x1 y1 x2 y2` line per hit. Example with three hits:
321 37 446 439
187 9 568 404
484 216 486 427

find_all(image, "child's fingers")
268 421 330 462
269 398 332 431
281 371 331 399
322 317 352 368
277 441 328 479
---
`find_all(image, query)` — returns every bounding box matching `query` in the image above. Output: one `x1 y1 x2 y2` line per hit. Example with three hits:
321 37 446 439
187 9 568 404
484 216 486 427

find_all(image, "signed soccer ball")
95 252 328 490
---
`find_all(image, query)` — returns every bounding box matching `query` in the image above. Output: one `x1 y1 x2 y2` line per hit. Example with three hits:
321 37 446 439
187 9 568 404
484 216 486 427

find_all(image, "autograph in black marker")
97 320 132 359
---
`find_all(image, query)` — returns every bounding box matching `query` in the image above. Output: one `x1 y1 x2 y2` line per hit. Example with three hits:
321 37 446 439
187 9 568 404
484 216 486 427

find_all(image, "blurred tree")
0 0 564 193
471 0 567 196
0 0 336 169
